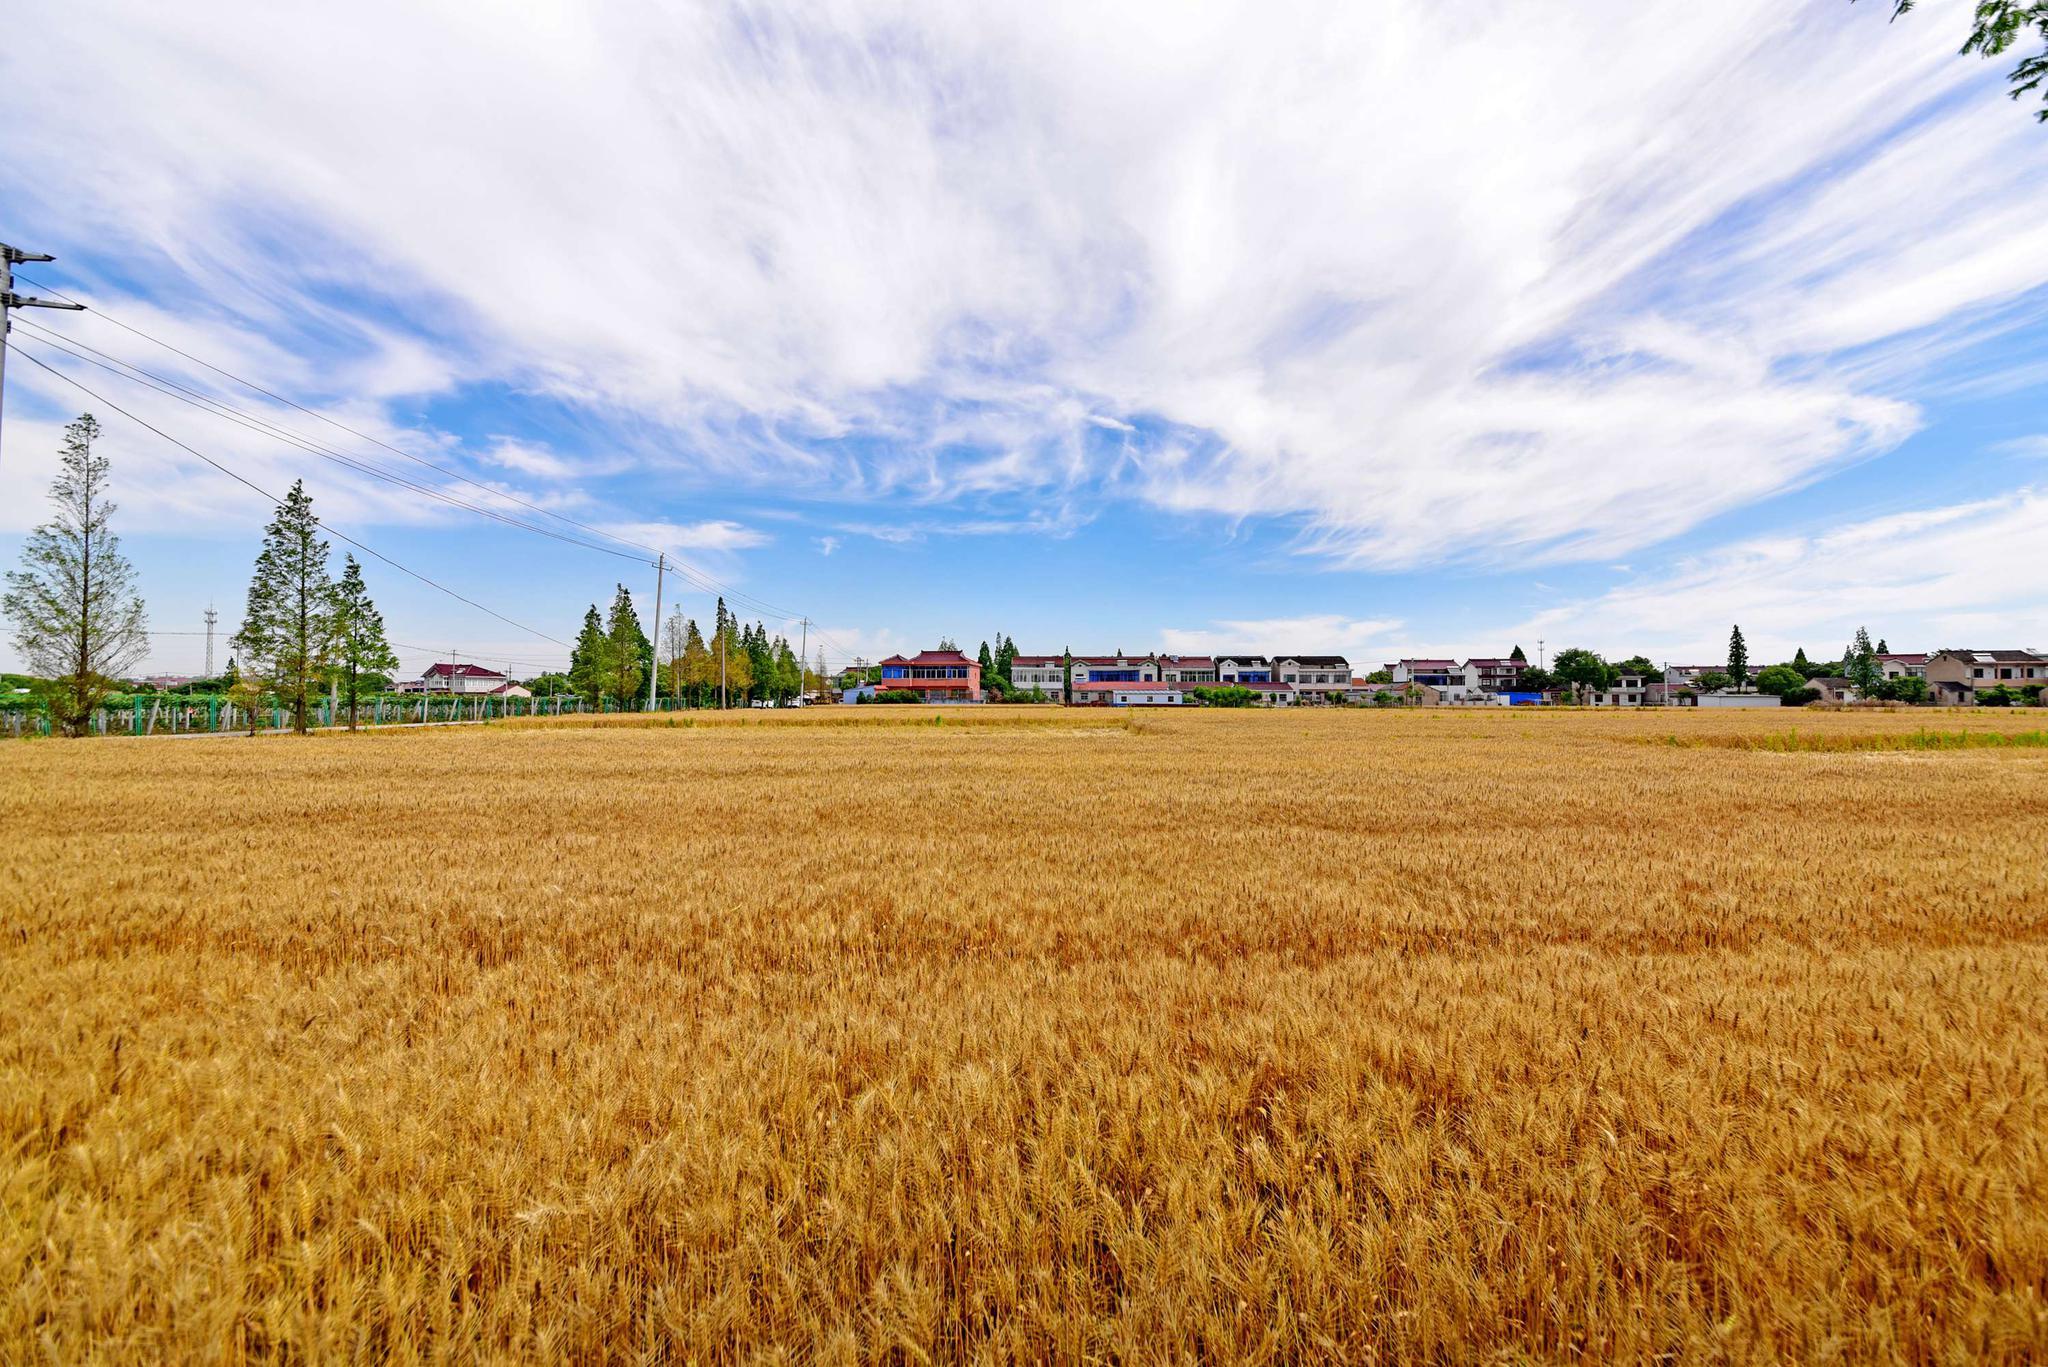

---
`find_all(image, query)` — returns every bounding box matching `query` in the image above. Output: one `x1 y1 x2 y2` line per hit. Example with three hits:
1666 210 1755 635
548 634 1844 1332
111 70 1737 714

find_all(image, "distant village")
827 639 2048 709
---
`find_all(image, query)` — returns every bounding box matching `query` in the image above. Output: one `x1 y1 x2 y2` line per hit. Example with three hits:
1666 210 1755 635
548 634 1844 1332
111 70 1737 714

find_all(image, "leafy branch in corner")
1876 1 2048 121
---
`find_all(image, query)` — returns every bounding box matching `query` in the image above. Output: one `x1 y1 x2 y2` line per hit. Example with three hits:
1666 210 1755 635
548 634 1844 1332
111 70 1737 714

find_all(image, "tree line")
552 591 826 711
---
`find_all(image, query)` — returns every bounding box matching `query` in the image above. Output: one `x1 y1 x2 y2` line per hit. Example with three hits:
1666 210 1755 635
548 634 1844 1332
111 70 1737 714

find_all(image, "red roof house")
876 649 982 702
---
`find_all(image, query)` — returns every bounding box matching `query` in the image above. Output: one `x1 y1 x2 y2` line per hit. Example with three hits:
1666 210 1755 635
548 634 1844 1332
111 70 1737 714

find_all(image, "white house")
1072 681 1186 706
1008 655 1068 700
1271 656 1352 692
416 662 513 695
1696 692 1781 709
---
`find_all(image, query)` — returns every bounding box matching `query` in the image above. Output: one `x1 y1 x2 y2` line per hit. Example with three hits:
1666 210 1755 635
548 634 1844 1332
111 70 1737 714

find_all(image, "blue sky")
2 1 2045 679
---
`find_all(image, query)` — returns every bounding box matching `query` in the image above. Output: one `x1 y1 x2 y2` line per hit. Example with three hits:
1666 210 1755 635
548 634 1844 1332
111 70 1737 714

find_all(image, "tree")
1695 670 1733 694
1614 655 1658 679
1874 674 1930 704
329 555 397 731
977 640 994 678
1727 626 1749 689
1754 664 1806 697
660 610 688 699
723 635 754 702
604 583 647 709
1509 644 1527 662
772 635 800 703
1550 647 1613 699
1876 638 1889 655
682 619 713 706
229 668 267 735
569 605 611 705
710 597 734 707
3 414 148 736
231 480 336 735
1874 2 2048 122
937 636 959 651
1792 647 1812 676
1845 626 1881 694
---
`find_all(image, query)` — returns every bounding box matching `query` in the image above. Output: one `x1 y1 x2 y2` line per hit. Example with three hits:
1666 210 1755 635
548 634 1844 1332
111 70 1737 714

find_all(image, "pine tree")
1510 644 1526 662
1876 638 1889 655
569 605 610 705
1846 626 1881 693
711 597 731 707
231 480 336 734
774 636 799 703
1793 647 1811 676
330 555 397 731
978 641 994 677
1726 625 1749 688
3 414 148 736
604 583 647 709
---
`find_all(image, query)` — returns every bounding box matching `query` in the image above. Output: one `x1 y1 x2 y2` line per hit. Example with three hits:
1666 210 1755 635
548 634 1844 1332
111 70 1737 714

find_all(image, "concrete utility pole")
203 605 218 677
646 556 664 712
720 627 728 710
0 245 87 467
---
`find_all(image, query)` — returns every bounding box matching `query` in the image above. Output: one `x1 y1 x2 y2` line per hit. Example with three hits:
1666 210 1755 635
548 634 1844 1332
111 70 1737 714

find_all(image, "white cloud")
815 535 841 556
2 1 2043 567
1507 485 2048 661
1993 435 2048 460
598 519 768 554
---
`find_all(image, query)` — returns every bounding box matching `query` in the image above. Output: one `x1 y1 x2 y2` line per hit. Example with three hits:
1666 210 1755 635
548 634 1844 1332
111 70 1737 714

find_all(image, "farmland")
4 706 2046 1361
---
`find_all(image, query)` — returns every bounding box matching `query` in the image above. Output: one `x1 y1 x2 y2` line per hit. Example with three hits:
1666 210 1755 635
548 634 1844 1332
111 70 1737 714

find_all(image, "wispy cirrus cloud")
3 0 2044 573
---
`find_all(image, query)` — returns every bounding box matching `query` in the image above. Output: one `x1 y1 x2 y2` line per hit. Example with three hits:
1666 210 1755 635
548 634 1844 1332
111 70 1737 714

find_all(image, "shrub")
1780 687 1820 706
1754 665 1805 697
1186 685 1258 708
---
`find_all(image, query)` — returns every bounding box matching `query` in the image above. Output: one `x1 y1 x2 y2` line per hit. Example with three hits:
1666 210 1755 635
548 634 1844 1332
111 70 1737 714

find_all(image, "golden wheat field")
4 706 2047 1363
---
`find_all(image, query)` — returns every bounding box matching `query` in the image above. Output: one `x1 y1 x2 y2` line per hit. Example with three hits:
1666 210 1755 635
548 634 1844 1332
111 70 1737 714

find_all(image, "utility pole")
646 555 664 712
0 245 87 467
1538 639 1545 671
720 627 728 710
203 604 218 678
796 616 810 706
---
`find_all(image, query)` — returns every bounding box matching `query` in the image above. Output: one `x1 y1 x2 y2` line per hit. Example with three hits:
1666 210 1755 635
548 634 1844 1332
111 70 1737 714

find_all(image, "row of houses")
845 645 2048 707
839 650 1357 704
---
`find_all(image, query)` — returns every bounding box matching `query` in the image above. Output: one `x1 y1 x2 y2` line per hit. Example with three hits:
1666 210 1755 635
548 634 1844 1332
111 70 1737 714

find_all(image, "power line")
11 342 570 648
18 295 825 627
19 272 851 642
13 271 671 561
0 245 87 467
12 318 650 565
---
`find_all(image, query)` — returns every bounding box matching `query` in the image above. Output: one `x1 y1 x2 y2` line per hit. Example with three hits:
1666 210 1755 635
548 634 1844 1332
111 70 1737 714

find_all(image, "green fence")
2 692 712 738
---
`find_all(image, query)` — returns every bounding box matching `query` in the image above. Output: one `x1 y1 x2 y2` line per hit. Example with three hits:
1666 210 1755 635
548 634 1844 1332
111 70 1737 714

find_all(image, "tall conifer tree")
232 480 336 734
330 555 397 731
